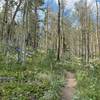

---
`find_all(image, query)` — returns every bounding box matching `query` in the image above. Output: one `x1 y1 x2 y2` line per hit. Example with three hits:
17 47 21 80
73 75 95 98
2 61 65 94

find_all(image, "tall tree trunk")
45 5 49 52
57 0 61 61
1 0 8 41
7 0 22 41
34 1 38 49
96 1 100 57
61 0 66 55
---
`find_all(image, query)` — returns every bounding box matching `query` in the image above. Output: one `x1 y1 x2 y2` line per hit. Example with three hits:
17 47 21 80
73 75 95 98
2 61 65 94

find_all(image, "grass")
0 50 66 100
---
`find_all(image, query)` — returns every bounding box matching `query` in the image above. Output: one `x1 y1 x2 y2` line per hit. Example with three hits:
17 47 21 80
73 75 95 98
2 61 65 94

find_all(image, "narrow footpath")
62 72 77 100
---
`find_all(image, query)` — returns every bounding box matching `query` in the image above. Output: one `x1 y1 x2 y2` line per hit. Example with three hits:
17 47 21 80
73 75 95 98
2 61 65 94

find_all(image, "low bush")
74 59 100 100
0 50 66 100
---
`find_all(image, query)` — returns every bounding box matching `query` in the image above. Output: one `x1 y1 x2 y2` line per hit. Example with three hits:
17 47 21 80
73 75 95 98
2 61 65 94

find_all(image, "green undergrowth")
0 50 66 100
72 59 100 100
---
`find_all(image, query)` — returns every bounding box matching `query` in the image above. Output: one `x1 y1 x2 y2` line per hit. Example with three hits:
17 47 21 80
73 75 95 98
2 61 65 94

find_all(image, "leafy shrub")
0 49 66 100
75 61 100 100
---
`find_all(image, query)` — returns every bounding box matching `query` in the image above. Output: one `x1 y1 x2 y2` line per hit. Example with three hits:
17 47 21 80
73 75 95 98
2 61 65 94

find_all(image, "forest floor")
62 72 77 100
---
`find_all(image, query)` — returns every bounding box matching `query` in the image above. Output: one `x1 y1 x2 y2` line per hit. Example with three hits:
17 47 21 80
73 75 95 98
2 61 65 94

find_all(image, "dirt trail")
62 72 77 100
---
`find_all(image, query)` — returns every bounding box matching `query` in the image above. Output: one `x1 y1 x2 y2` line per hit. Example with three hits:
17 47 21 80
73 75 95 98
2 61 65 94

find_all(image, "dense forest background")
0 0 100 100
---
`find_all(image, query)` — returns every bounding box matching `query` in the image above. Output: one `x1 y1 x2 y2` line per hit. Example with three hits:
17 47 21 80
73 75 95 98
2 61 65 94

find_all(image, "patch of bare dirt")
62 72 77 100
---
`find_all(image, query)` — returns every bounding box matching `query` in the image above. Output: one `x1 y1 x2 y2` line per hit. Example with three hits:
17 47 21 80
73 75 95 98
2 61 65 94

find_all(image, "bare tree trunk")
34 1 38 49
7 0 22 40
57 0 61 61
96 1 100 57
45 5 49 52
1 0 8 41
61 0 66 55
